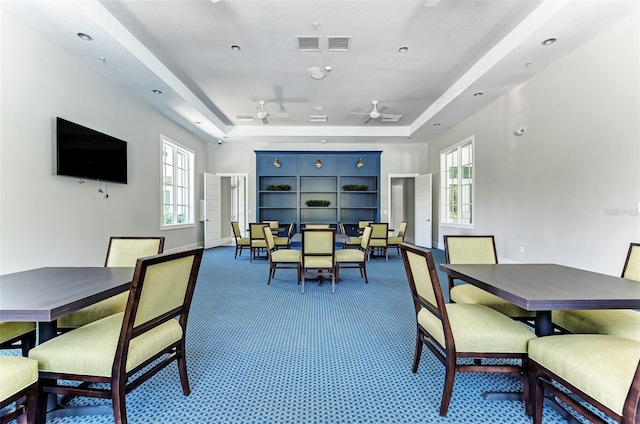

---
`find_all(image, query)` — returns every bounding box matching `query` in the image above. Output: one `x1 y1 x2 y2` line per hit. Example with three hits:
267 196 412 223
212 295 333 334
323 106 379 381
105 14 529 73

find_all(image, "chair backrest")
358 221 373 230
369 223 389 243
400 243 452 349
302 229 335 266
262 226 276 252
263 220 279 230
305 224 330 229
249 223 267 241
360 226 373 251
105 237 165 267
231 221 243 239
443 235 497 265
622 243 640 281
338 222 347 235
397 221 408 238
286 222 296 238
115 248 203 372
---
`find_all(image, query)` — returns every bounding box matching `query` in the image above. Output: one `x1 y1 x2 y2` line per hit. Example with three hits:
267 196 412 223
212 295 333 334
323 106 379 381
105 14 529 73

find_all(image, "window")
162 137 194 228
440 136 474 226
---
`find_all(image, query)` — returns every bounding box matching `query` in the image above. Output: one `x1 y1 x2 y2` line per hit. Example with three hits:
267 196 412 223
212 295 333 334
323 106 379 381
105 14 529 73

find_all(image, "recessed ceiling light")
230 45 241 51
473 92 484 97
541 38 556 46
311 71 325 80
77 33 93 41
152 89 162 94
398 46 409 53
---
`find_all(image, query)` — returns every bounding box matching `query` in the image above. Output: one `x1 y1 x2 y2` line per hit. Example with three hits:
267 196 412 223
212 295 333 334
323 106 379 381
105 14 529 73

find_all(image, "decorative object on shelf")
305 200 331 207
356 157 364 168
266 184 291 191
315 157 322 168
273 157 281 168
342 184 368 191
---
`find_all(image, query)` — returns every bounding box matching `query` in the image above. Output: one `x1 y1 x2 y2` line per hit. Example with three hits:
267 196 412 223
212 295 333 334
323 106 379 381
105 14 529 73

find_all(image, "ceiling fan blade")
262 117 270 125
380 114 402 118
350 112 370 115
362 117 372 125
378 105 389 112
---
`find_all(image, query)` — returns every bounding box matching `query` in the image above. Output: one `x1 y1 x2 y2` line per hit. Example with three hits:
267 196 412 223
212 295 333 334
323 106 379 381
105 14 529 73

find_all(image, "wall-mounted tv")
56 117 127 184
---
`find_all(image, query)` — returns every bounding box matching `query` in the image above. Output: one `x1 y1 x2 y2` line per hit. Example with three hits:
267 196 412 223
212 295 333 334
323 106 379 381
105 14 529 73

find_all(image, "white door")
414 174 432 248
204 173 222 248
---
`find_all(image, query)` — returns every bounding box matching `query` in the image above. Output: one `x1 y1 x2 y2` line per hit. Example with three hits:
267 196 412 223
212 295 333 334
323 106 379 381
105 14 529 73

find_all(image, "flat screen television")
56 117 127 184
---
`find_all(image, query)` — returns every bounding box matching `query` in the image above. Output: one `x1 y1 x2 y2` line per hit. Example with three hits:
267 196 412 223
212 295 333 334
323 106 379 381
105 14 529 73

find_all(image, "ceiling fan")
254 100 289 124
350 101 402 124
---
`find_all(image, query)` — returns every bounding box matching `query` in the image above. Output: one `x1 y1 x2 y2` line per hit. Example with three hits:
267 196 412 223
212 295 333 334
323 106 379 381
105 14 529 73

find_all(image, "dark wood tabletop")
439 263 640 336
0 267 134 323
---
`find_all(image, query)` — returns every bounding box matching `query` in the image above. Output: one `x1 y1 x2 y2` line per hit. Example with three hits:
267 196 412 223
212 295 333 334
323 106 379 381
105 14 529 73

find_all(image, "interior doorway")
217 173 248 244
388 174 418 244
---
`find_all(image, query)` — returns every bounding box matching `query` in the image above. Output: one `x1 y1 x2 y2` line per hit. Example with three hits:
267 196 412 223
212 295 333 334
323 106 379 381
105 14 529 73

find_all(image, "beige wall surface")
0 12 207 273
429 14 640 274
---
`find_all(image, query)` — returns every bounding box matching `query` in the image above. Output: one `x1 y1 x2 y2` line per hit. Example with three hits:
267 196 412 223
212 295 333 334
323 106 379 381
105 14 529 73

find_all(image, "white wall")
429 14 640 275
0 12 208 273
207 141 429 224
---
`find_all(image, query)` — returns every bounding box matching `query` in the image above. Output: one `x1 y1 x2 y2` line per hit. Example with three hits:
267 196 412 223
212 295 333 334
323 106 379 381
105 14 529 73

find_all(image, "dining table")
291 232 351 244
439 262 640 423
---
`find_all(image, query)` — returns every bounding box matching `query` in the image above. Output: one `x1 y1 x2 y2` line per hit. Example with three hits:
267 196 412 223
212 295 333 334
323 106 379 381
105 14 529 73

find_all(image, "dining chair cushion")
251 240 267 248
387 236 404 245
237 237 251 246
552 309 640 341
29 312 182 377
418 303 535 353
0 356 38 402
304 257 334 268
335 249 365 263
58 292 128 328
369 239 387 247
529 334 640 416
0 322 36 344
450 285 536 318
271 249 302 263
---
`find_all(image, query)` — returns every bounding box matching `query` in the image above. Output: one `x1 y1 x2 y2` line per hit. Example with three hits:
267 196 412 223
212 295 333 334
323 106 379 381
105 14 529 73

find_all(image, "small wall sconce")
273 157 281 168
356 157 364 168
315 157 322 168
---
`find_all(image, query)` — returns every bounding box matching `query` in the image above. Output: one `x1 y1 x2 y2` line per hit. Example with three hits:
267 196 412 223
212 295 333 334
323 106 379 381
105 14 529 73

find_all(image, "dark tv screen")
56 117 127 184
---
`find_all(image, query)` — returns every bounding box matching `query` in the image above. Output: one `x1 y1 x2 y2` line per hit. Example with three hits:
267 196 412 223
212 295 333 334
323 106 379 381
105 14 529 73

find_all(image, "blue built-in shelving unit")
255 151 381 234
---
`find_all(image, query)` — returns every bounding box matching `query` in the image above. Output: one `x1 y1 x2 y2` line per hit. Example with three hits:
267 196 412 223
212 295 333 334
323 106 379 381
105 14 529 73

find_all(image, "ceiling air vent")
380 115 402 123
296 36 321 52
326 36 351 52
310 115 328 123
235 115 256 122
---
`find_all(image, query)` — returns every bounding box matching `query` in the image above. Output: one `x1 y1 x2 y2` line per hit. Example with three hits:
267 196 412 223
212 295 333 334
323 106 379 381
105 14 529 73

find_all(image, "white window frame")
440 135 475 228
161 136 195 230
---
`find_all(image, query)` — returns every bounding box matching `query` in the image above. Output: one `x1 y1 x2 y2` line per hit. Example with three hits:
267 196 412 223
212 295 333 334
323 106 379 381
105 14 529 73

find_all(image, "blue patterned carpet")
5 246 604 423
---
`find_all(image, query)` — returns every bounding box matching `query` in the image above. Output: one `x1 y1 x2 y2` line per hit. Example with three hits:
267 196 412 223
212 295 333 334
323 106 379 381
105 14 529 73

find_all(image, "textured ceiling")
2 0 638 144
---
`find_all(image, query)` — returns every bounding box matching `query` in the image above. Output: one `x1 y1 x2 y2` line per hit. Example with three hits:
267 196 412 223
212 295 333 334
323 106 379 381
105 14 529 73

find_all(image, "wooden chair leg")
411 330 422 373
36 379 50 424
532 365 544 424
22 332 36 357
439 360 456 416
24 383 37 424
177 341 191 396
111 376 127 424
362 263 369 284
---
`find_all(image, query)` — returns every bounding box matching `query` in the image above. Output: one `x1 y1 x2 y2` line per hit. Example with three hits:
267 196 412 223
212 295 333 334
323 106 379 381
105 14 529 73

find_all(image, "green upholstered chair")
249 223 268 262
553 243 640 341
369 223 389 261
274 222 295 249
529 334 640 424
263 226 302 285
335 226 372 284
57 236 165 330
231 221 251 258
301 229 336 294
0 356 38 424
0 322 36 356
444 235 535 321
357 220 373 235
399 243 536 416
263 220 279 235
387 221 408 255
339 222 361 249
29 248 204 424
